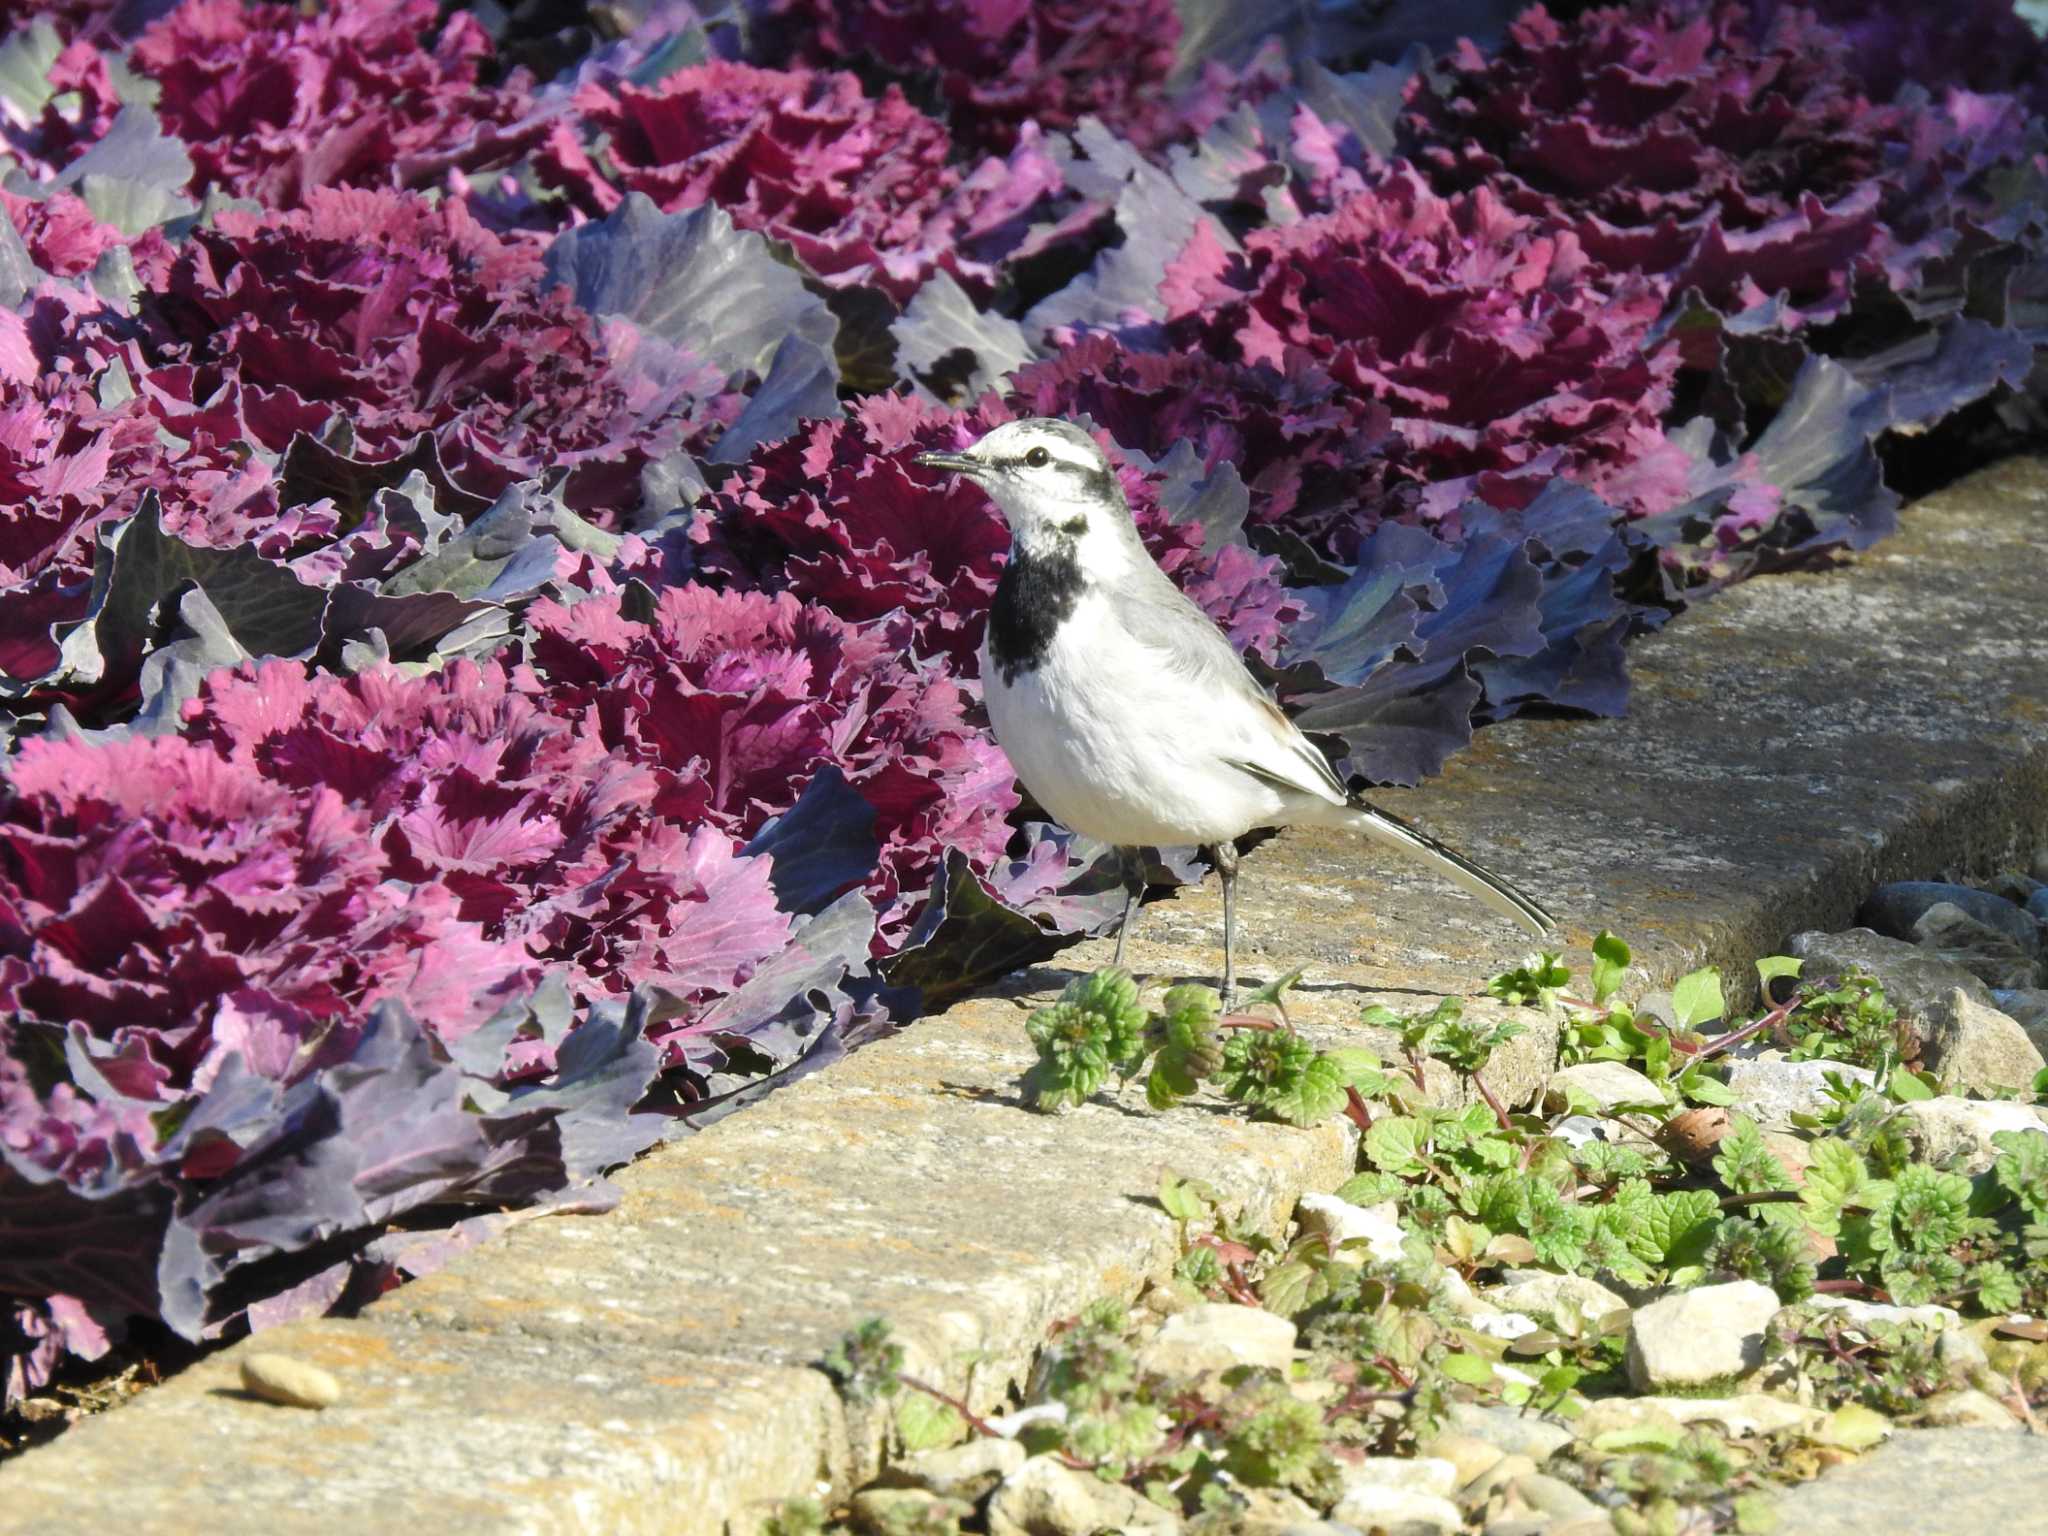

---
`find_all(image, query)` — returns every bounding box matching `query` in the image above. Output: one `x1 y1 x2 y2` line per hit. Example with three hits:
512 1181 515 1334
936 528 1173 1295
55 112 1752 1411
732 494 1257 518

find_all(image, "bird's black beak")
914 450 982 478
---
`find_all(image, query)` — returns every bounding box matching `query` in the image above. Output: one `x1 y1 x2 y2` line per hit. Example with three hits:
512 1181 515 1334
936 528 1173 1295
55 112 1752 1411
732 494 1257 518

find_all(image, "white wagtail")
917 418 1556 1004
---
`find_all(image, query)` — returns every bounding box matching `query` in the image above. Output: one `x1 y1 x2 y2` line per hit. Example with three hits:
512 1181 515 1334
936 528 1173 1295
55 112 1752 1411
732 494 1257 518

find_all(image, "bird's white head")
916 418 1149 579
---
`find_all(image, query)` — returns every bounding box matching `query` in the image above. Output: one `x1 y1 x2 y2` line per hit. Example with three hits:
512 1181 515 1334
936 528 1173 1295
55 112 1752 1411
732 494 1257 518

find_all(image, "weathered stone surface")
1543 1060 1665 1112
1186 1486 1322 1535
9 461 2048 1530
1922 986 2047 1092
1801 1296 1960 1332
1724 1055 1878 1129
849 1489 973 1535
1913 902 2042 989
1418 1432 1505 1489
1787 928 1997 1018
2 1318 844 1536
1898 1096 2048 1174
987 1456 1179 1536
1509 1472 1600 1521
1578 1393 1821 1439
1139 1303 1297 1377
1763 1429 2048 1534
1860 882 2040 952
877 1436 1027 1502
1484 1271 1630 1329
1443 1403 1575 1461
1995 987 2048 1053
1919 1389 2018 1428
1626 1282 1781 1391
1328 1484 1464 1533
1339 1456 1459 1499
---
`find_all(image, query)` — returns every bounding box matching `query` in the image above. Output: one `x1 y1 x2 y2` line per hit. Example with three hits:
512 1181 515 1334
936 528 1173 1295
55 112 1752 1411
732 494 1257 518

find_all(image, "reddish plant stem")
1470 1067 1512 1131
1811 1278 1887 1298
1694 996 1799 1063
1401 1047 1429 1094
1719 1190 1803 1211
1344 1086 1375 1133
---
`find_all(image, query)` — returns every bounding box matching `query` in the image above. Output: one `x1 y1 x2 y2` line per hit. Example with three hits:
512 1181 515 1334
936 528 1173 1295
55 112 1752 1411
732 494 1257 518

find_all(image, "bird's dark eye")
1024 446 1050 468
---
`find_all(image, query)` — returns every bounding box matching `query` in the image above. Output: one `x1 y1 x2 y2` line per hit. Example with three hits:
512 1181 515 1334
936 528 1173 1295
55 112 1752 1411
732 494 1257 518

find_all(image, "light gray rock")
1626 1281 1780 1391
1898 1096 2048 1174
1990 988 2048 1055
1139 1303 1296 1378
1583 1393 1820 1438
1860 883 2039 953
1761 1428 2045 1535
849 1488 973 1534
1295 1194 1406 1265
1465 1310 1542 1342
1913 903 2041 990
1801 1296 1960 1331
239 1353 341 1410
1442 1402 1575 1460
1187 1486 1321 1534
1484 1271 1630 1330
986 1456 1179 1536
2028 887 2048 925
1924 985 2045 1092
1724 1056 1878 1128
1919 1389 2019 1428
879 1436 1028 1502
1339 1457 1458 1499
1418 1432 1505 1489
1327 1484 1463 1534
1787 929 1995 1019
1543 1061 1665 1113
1509 1472 1599 1521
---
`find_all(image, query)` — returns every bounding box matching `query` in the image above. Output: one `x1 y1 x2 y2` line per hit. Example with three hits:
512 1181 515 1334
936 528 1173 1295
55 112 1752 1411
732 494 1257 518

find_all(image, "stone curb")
5 459 2046 1533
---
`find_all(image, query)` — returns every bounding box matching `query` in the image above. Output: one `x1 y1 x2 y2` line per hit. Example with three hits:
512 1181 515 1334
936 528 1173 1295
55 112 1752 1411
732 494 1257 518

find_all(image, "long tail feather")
1345 801 1556 936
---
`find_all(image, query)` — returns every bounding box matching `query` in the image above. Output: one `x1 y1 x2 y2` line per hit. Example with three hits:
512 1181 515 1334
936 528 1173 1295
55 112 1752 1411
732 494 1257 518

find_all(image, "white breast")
980 591 1294 848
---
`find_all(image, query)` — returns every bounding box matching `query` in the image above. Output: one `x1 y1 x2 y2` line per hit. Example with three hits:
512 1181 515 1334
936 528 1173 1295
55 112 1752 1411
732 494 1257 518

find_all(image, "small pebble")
1461 1452 1536 1507
239 1352 341 1409
1510 1471 1600 1521
1421 1431 1506 1489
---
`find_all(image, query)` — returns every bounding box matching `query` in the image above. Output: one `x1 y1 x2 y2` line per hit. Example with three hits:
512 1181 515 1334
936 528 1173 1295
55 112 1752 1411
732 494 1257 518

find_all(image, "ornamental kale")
537 59 1063 301
3 0 2046 1415
759 0 1189 154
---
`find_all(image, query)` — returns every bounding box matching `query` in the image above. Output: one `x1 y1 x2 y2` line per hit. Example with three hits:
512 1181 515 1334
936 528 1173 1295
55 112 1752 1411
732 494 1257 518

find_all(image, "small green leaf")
1817 1403 1890 1450
1755 955 1802 991
1886 1067 1936 1102
1678 1065 1737 1106
1671 967 1725 1029
1270 1054 1348 1127
1242 965 1307 1012
1257 1257 1327 1316
1592 1423 1683 1452
1323 1047 1386 1090
1158 1173 1214 1224
1365 1116 1425 1176
896 1391 966 1451
1591 931 1631 1005
1438 1352 1495 1386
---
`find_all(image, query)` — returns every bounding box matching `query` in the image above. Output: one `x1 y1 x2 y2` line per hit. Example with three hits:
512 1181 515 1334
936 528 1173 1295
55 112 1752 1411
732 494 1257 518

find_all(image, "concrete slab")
4 459 2047 1533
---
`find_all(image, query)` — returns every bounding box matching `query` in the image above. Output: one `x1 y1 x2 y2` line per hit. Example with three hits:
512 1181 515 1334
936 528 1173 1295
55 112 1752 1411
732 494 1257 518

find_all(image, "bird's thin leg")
1211 840 1240 1008
1111 847 1144 969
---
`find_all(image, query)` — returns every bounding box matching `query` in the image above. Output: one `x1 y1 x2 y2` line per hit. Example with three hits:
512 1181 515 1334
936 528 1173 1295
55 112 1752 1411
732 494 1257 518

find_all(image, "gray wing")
1105 573 1351 809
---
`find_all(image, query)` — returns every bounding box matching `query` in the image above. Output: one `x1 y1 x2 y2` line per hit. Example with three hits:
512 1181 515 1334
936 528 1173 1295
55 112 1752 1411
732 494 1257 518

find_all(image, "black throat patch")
987 541 1083 686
